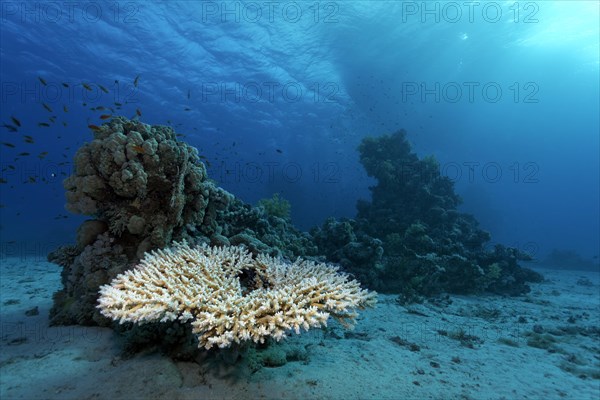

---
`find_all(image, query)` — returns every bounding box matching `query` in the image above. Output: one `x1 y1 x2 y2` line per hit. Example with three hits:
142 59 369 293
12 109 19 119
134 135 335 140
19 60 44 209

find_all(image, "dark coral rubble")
49 121 542 327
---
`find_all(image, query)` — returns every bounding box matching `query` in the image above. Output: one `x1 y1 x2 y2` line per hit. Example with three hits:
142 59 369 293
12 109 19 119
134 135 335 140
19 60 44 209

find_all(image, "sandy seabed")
1 256 598 400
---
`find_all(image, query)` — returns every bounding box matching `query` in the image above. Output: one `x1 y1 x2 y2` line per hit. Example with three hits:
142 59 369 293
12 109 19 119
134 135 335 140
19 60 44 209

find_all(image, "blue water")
0 1 598 262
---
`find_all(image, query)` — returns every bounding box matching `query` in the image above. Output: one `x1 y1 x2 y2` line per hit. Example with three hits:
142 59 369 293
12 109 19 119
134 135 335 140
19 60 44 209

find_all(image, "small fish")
98 84 109 94
114 102 122 107
276 149 282 153
184 107 191 111
136 108 142 117
95 106 106 111
0 178 7 184
38 151 48 159
24 135 34 143
17 152 30 156
62 82 69 88
99 114 112 120
8 165 15 170
63 105 68 112
176 134 186 138
131 145 145 154
88 124 101 132
28 176 36 183
42 103 53 112
62 122 68 127
38 77 47 86
48 116 56 123
1 124 17 132
82 102 87 107
38 122 50 127
187 89 191 99
2 142 15 148
133 75 140 87
10 116 21 127
82 83 93 91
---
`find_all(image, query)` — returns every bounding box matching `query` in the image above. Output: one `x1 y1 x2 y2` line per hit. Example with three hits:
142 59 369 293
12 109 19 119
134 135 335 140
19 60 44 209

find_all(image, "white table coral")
97 242 377 349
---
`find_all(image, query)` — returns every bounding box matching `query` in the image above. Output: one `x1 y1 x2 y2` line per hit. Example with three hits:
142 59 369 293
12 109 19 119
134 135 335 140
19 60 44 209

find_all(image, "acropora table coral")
97 242 376 349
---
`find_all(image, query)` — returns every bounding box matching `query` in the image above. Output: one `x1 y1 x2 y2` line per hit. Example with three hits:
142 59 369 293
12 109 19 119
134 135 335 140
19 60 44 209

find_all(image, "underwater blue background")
0 1 598 262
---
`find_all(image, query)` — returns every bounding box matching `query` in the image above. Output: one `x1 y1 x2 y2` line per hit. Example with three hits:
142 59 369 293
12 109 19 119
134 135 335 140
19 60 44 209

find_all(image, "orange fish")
131 145 145 154
136 108 142 117
88 124 101 132
99 114 112 120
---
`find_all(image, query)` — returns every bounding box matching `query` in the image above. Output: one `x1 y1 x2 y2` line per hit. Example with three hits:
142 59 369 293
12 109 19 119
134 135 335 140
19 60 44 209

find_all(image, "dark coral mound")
313 130 542 300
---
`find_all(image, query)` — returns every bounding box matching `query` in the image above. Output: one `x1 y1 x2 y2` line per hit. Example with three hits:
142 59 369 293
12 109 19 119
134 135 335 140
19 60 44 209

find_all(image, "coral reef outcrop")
313 130 543 298
63 117 209 250
50 121 542 333
50 118 235 325
49 117 319 326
